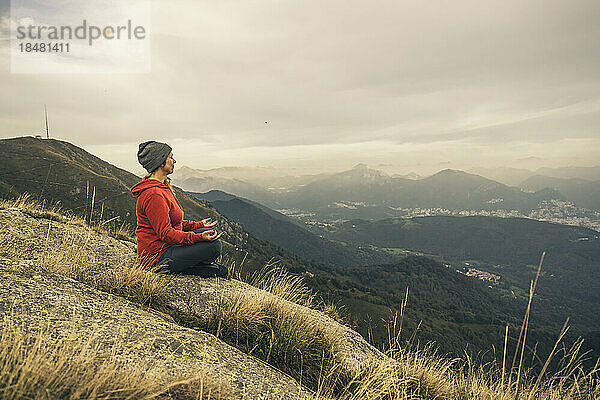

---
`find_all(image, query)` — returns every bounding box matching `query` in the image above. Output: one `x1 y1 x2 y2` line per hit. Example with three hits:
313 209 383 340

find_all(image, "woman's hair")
144 170 174 192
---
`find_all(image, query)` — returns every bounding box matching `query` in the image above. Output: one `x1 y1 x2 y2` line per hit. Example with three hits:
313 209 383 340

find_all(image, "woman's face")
163 152 176 174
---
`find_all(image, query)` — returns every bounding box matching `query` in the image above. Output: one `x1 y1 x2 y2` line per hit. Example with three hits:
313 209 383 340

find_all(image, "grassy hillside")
327 216 600 302
189 190 582 360
196 189 305 227
191 188 600 364
1 136 140 226
0 136 216 228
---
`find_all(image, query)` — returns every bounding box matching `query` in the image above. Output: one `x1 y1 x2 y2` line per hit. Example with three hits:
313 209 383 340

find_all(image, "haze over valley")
173 163 600 232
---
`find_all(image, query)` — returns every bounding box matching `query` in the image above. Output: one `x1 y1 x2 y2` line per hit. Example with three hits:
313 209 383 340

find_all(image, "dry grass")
0 316 232 400
87 220 136 243
333 342 600 400
0 193 135 242
333 346 458 400
242 258 351 326
35 232 170 308
247 261 317 307
222 248 246 280
94 260 170 307
319 301 350 327
0 196 169 309
38 229 98 278
199 264 346 394
0 214 97 279
0 193 66 223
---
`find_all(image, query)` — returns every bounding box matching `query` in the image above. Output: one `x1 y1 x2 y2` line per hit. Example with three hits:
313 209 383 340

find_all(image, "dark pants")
155 228 227 277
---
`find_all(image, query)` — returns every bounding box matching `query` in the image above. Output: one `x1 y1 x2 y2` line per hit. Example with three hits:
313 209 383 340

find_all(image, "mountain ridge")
174 163 565 219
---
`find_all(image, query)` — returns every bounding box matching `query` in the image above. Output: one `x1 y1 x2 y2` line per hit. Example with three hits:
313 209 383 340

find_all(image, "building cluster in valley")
392 201 600 232
457 267 501 284
284 200 600 233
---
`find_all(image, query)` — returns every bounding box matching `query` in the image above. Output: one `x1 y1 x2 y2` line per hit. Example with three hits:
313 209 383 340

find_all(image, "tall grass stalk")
502 324 509 390
529 318 570 397
510 252 545 396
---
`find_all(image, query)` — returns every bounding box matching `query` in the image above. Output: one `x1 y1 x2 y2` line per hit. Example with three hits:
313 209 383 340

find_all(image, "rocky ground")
0 207 388 399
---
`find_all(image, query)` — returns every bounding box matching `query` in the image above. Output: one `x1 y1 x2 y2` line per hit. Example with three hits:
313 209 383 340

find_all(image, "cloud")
1 0 599 172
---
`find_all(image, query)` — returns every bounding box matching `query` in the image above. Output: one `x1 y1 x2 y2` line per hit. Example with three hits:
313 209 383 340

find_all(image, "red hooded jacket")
131 177 205 266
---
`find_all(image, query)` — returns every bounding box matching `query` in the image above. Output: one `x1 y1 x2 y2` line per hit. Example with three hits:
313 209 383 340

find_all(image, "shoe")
181 262 228 278
207 262 229 279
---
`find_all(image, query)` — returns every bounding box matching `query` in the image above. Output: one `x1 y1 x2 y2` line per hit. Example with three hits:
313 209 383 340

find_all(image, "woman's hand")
201 217 217 228
201 229 223 241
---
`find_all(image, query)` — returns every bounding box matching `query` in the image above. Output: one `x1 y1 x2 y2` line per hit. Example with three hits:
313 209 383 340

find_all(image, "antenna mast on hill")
44 104 49 139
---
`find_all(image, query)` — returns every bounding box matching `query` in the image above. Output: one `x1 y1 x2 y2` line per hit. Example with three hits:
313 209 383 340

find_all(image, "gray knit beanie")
137 141 172 173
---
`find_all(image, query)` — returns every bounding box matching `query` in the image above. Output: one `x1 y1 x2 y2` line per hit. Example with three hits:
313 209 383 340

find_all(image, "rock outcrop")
0 258 313 400
0 207 389 397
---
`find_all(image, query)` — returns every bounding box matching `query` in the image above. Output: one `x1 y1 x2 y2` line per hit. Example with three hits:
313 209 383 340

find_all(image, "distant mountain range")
519 175 600 210
535 166 600 181
280 167 563 214
468 166 600 210
174 164 570 222
469 166 600 186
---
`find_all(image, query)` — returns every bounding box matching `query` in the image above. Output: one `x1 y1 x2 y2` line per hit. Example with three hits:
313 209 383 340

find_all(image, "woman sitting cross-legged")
131 140 227 278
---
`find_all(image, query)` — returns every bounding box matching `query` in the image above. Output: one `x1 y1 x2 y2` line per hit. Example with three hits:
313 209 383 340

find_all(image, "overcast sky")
1 0 599 176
